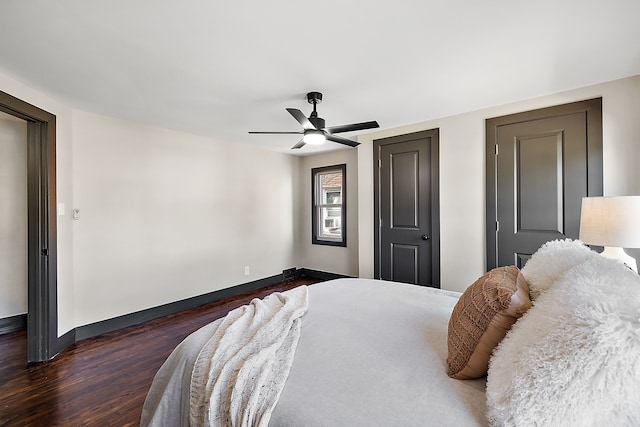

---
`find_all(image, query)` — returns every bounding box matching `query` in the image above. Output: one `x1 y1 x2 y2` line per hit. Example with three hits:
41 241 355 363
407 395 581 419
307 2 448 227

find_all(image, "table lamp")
579 196 640 273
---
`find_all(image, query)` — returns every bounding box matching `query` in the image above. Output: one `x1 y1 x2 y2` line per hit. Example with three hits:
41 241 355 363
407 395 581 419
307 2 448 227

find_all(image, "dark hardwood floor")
0 277 320 426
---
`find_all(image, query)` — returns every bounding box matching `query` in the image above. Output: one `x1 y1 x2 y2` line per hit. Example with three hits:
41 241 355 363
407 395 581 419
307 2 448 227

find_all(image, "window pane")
320 172 342 204
325 190 341 204
319 207 342 239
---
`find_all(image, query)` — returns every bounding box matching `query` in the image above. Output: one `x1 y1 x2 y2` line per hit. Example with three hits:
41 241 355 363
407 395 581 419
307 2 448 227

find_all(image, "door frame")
485 98 603 269
373 128 441 287
0 90 63 363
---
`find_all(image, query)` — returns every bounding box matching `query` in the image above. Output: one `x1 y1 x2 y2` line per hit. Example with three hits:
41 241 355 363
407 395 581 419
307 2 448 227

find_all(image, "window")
312 164 346 246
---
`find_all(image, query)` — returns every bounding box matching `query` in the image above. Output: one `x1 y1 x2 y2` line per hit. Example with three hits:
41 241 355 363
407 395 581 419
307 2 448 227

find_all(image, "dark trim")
430 132 441 287
311 164 347 247
76 274 285 340
373 129 441 288
75 269 348 341
282 267 298 281
54 329 76 360
0 91 58 363
0 314 27 335
485 97 603 269
297 268 352 281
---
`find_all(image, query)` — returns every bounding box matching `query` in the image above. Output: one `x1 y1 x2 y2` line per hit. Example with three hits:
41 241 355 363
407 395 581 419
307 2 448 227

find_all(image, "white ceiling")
1 0 639 155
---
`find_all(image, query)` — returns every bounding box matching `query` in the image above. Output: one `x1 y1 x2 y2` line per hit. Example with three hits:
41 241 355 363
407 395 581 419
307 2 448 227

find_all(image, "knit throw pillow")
446 266 531 380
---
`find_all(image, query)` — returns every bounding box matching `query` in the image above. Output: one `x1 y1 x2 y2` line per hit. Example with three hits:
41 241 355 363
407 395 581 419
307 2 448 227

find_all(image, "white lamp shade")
579 196 640 248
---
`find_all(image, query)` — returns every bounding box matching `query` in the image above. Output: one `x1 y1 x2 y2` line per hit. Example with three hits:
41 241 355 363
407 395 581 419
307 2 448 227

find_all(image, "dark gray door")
374 129 440 287
486 98 603 268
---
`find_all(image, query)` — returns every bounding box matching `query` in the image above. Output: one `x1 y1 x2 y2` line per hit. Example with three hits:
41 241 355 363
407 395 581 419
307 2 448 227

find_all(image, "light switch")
58 203 65 216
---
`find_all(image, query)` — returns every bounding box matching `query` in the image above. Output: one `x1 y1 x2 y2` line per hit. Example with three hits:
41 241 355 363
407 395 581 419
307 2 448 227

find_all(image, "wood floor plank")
0 278 320 426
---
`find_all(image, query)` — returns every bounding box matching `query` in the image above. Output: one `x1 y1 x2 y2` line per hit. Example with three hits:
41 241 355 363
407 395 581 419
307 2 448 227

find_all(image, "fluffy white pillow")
521 239 599 300
486 256 640 427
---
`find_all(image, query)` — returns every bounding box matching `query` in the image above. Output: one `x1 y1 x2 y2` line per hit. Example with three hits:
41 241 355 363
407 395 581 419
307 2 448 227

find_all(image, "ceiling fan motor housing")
307 91 323 104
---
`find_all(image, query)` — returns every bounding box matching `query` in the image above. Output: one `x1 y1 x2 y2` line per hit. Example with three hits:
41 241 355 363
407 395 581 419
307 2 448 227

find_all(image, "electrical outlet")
244 266 250 276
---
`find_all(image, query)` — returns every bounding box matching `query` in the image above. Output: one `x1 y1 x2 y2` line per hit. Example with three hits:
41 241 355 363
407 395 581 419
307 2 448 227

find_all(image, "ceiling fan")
249 91 380 149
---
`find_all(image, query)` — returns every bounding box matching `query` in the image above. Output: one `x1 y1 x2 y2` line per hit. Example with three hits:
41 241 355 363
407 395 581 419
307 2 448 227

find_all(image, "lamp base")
600 246 638 273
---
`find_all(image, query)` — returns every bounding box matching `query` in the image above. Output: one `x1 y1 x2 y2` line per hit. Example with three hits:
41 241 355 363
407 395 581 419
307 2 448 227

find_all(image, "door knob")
421 234 430 240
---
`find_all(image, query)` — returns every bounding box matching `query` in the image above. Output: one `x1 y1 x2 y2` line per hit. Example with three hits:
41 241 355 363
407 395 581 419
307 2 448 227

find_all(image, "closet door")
486 98 602 268
374 129 440 287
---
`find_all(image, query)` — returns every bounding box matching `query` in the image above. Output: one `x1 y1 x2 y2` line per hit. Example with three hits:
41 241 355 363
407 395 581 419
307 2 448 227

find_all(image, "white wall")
298 149 359 277
1 70 301 333
72 111 300 326
358 75 640 293
0 112 28 318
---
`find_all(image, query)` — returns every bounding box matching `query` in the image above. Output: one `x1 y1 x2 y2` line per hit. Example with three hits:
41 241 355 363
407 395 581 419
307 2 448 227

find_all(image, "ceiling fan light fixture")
303 130 326 145
249 91 379 149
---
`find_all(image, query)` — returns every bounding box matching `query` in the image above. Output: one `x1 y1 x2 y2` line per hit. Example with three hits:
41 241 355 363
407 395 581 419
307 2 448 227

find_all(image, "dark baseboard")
16 267 351 359
0 314 27 335
75 271 304 341
297 268 352 281
54 329 76 358
74 268 350 342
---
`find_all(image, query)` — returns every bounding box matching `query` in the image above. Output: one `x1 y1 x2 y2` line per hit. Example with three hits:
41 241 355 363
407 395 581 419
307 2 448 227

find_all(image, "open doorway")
0 112 28 334
0 90 60 363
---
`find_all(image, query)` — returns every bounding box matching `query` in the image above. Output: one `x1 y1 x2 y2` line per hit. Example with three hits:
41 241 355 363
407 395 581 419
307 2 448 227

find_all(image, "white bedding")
141 278 487 426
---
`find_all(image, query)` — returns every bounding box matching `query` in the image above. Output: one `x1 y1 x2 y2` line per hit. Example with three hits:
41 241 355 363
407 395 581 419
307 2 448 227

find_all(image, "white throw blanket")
189 286 309 427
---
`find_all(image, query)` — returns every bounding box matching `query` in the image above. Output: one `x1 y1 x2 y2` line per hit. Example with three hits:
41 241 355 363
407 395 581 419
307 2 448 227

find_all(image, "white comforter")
142 278 487 426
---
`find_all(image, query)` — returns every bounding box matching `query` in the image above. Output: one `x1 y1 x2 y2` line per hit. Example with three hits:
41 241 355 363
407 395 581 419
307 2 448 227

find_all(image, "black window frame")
312 164 347 247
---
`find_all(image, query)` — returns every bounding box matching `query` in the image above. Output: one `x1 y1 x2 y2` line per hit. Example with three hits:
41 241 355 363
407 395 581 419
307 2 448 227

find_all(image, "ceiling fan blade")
326 134 360 147
325 120 380 134
248 131 302 134
291 139 306 149
286 108 316 130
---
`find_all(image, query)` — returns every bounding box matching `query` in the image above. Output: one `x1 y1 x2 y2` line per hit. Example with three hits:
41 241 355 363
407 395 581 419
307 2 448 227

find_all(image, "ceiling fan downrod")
307 91 322 118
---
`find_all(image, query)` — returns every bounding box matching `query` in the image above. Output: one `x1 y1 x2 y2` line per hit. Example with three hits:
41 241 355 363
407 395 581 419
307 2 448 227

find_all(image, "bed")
141 239 640 427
